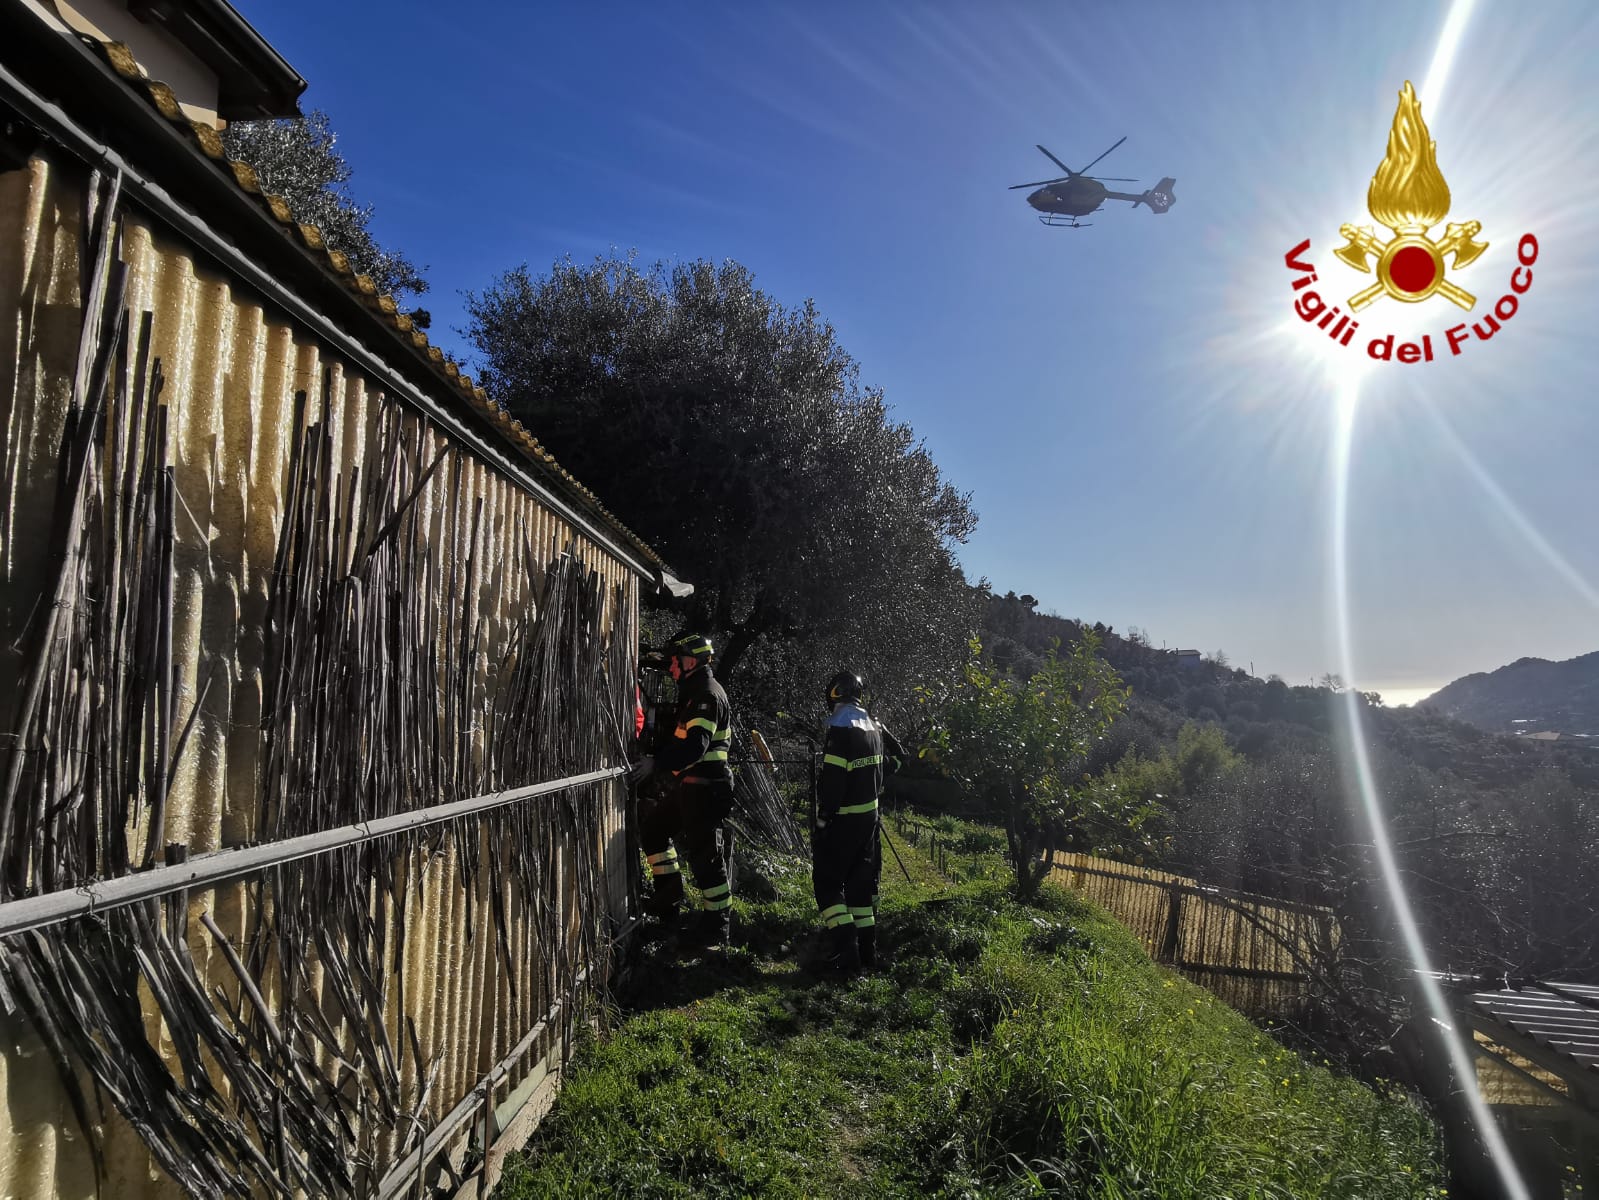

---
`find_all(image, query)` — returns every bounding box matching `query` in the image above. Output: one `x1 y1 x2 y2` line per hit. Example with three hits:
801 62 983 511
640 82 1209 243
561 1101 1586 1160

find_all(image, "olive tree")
221 110 428 303
465 254 978 718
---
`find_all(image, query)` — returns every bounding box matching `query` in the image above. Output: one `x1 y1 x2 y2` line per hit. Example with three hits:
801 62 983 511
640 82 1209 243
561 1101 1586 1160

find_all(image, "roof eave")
128 0 306 119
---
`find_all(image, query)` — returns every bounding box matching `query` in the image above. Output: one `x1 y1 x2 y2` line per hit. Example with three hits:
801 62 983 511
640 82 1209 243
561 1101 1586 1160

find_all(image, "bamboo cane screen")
0 157 643 1198
1051 853 1339 1018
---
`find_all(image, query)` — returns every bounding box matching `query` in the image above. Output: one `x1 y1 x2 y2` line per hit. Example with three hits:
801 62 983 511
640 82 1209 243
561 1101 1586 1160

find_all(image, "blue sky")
245 0 1599 704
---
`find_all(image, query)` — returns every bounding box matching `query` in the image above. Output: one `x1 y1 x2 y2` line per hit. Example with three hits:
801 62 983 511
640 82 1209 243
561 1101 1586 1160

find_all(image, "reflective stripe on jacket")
655 667 733 783
817 703 904 821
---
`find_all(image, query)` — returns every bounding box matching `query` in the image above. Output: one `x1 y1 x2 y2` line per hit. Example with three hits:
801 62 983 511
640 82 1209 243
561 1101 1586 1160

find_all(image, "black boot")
642 882 683 946
645 895 679 923
695 908 731 949
857 926 879 971
645 873 685 921
828 924 861 976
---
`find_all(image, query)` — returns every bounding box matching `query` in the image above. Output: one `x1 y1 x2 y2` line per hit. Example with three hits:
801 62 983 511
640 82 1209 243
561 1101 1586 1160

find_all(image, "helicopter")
1010 137 1176 228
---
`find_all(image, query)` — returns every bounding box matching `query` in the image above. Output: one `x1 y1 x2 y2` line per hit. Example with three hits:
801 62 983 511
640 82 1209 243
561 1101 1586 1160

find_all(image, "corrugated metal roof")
1468 983 1599 1081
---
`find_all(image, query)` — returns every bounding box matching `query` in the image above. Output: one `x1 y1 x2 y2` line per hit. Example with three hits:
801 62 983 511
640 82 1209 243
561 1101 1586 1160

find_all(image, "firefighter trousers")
640 778 734 916
811 810 881 942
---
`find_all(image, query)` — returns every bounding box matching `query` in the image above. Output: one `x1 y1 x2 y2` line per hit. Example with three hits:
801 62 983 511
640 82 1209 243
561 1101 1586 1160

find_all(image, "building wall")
19 0 222 126
0 155 641 1198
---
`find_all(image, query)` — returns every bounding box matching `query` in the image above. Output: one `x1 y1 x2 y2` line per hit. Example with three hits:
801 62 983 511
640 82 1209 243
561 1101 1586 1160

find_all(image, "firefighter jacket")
817 702 904 824
654 667 733 784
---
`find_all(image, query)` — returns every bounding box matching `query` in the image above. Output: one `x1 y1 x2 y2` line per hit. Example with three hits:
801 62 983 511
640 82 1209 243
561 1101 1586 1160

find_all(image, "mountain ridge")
1416 649 1599 734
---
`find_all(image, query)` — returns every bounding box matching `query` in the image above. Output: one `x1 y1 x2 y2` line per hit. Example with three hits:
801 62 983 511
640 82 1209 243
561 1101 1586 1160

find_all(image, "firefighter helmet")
668 631 715 663
825 671 865 706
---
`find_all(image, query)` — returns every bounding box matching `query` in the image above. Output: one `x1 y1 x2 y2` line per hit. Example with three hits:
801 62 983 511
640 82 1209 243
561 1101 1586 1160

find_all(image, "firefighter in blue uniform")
630 632 735 946
813 672 904 973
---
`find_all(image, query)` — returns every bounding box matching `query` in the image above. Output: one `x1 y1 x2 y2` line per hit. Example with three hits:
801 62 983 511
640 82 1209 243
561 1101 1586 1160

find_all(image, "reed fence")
0 162 645 1200
1050 852 1339 1017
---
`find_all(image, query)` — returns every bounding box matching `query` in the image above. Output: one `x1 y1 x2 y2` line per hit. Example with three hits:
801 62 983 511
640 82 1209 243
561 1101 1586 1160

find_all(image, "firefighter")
813 671 904 974
630 632 735 947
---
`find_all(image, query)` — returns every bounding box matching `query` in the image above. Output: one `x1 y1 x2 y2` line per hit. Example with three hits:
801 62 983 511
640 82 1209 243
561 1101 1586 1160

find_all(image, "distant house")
1177 649 1202 670
1525 732 1562 751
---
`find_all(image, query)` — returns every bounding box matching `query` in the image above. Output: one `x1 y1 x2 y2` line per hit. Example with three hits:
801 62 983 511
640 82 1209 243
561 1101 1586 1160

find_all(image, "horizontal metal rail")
0 766 624 939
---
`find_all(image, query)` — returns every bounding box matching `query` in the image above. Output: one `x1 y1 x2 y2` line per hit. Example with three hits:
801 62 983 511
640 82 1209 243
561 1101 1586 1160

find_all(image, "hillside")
1417 650 1599 735
960 590 1599 995
493 827 1444 1198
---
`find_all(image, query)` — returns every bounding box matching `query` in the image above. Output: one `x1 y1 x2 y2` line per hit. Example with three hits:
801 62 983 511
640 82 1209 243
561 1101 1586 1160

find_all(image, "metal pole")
879 821 916 886
0 767 624 939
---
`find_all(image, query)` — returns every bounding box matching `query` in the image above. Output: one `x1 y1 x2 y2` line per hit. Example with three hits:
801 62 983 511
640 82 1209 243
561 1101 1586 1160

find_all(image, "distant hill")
1417 651 1599 734
970 590 1599 792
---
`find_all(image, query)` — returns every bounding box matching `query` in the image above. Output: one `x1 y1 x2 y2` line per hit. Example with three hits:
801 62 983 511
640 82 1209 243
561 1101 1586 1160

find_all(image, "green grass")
492 820 1446 1198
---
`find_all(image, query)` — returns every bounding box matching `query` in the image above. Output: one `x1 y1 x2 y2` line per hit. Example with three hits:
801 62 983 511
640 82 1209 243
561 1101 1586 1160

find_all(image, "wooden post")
1158 884 1184 965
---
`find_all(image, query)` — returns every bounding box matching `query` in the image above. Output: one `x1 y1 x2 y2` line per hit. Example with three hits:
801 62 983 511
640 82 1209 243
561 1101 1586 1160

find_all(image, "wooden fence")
881 814 1334 1018
1050 853 1338 1018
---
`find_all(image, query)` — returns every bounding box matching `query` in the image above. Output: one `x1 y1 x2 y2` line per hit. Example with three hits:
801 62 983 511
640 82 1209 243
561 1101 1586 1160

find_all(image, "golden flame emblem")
1334 81 1487 310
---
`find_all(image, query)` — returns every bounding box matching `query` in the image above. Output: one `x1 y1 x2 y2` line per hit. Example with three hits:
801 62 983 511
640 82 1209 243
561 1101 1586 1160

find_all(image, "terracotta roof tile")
263 194 293 223
189 122 225 160
145 81 183 121
78 36 667 571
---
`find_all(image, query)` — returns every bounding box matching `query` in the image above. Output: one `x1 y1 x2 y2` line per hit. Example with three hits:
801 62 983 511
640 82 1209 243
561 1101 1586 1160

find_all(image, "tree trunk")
1029 838 1057 896
1006 787 1045 899
1006 821 1030 897
716 599 777 680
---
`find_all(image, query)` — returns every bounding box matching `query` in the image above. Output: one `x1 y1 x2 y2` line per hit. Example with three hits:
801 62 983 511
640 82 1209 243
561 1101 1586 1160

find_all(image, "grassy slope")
493 824 1446 1199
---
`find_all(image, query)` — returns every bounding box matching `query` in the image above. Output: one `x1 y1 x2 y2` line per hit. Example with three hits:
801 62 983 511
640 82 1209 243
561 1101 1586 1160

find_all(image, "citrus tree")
922 634 1130 896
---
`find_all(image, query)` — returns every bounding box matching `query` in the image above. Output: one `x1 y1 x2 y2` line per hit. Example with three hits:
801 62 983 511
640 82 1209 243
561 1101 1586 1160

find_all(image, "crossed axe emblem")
1334 220 1489 311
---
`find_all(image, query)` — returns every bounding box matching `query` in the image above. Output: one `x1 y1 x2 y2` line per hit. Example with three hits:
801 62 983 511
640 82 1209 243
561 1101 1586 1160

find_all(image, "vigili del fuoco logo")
1285 81 1538 363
